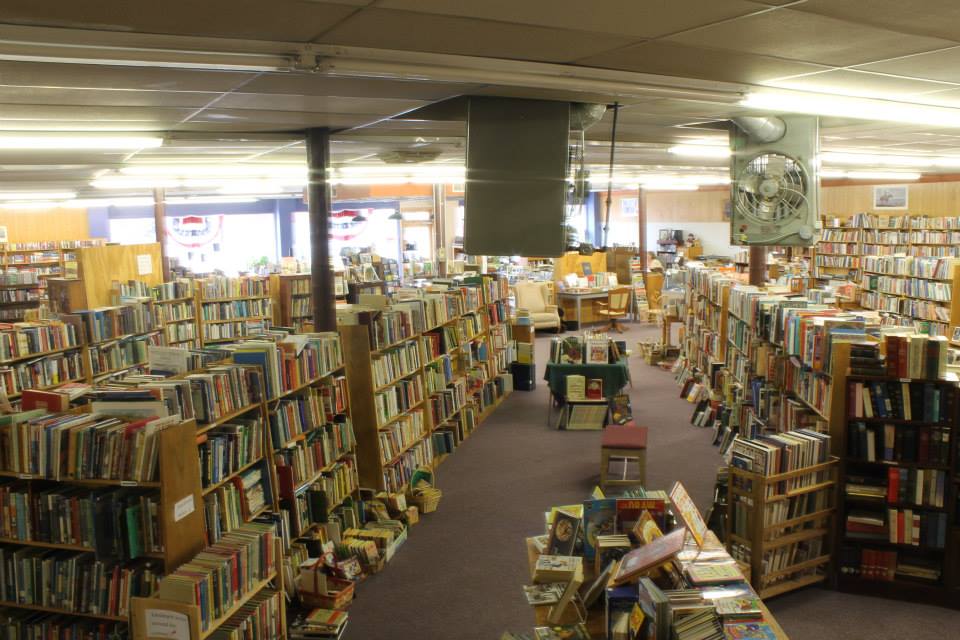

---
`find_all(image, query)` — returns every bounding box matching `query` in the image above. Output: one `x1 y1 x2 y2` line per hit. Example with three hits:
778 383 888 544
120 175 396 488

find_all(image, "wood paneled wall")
0 208 90 242
644 190 729 222
821 182 960 219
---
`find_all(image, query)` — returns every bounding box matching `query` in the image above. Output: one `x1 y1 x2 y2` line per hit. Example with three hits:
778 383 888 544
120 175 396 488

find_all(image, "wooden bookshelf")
0 415 206 630
196 276 271 346
152 280 199 349
270 273 312 330
727 457 839 598
130 537 285 640
836 374 960 607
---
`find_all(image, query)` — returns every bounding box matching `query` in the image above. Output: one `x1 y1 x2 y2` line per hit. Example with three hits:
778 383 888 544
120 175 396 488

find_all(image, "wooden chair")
595 286 631 333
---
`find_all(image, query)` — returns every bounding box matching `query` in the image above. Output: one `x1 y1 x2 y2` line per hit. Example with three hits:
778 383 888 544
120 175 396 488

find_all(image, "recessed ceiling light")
0 191 76 201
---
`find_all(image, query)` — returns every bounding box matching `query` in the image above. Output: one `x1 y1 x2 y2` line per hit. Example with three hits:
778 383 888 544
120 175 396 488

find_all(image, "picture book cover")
586 338 609 364
546 509 581 556
714 596 763 619
611 528 686 586
723 622 778 640
582 498 616 561
585 378 603 400
560 337 583 364
685 562 744 585
669 481 708 548
617 497 667 532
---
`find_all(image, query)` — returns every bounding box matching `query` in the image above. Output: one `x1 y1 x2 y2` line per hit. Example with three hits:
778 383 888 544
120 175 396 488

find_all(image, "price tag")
17 473 33 480
120 480 138 487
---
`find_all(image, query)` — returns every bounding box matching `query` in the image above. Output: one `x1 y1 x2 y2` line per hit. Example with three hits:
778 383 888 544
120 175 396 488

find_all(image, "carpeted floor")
344 323 960 640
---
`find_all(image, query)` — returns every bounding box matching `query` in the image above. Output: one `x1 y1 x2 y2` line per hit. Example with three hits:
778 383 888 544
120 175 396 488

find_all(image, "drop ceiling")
3 0 960 195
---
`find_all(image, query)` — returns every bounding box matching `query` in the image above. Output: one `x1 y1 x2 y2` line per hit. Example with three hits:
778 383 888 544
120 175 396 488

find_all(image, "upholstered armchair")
514 281 561 331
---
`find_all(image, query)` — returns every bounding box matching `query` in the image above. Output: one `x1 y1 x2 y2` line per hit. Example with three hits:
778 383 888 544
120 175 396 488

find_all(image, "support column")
749 246 766 286
152 188 170 280
433 184 446 276
306 128 336 331
637 187 647 270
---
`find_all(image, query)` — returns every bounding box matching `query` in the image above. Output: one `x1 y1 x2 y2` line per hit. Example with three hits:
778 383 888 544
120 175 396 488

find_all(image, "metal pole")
749 246 766 286
152 187 170 280
432 184 445 276
306 128 336 331
637 186 647 271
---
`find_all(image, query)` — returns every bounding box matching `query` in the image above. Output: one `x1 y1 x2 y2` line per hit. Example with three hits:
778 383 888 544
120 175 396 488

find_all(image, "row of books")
164 321 196 343
849 380 950 422
845 509 948 548
199 418 264 490
729 429 831 495
861 255 954 280
0 412 180 482
89 334 156 376
884 334 949 380
371 338 421 389
156 521 277 632
199 299 271 321
0 320 81 362
152 280 193 301
0 483 163 558
373 376 424 428
202 318 269 342
838 546 941 582
428 379 468 426
197 276 270 300
846 466 948 508
864 275 952 302
423 354 454 394
274 420 357 488
269 383 348 449
0 289 38 303
188 365 263 425
847 422 950 465
548 335 620 365
153 300 194 323
0 349 85 396
382 438 434 493
0 270 40 286
0 545 160 616
378 411 427 465
76 304 156 344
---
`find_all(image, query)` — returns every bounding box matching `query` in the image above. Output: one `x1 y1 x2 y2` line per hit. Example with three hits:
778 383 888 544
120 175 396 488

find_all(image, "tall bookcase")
0 415 205 631
271 273 312 330
837 375 959 607
152 280 199 349
196 276 271 346
0 278 41 321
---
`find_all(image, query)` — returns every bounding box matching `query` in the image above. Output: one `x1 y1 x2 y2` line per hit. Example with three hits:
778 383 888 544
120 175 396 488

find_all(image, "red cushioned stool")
600 424 647 490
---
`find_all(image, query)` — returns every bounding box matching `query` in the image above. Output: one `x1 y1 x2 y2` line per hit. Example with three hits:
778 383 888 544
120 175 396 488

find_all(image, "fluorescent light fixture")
667 144 731 158
844 171 921 181
121 164 307 178
0 134 163 150
165 196 259 205
819 170 849 178
820 152 936 168
0 191 75 201
641 184 699 191
72 197 156 208
743 90 960 128
0 200 65 209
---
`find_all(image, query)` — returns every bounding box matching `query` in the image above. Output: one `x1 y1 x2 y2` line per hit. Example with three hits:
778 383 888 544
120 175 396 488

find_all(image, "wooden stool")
600 424 648 490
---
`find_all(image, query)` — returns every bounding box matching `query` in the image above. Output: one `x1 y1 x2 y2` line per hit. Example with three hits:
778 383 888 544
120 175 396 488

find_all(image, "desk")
543 359 630 427
557 290 610 329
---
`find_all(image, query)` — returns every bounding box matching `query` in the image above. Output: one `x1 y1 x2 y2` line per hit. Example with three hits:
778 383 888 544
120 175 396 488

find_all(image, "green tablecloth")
543 359 630 399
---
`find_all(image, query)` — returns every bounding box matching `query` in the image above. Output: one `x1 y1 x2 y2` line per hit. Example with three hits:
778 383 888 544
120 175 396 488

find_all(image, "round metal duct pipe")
731 116 786 143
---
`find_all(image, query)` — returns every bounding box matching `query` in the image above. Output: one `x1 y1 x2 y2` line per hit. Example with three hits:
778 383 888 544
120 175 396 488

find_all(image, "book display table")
523 530 791 639
558 289 612 329
543 359 630 427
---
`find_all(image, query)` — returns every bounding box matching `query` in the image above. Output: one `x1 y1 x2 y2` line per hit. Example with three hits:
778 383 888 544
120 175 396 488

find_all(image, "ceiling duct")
730 116 786 144
570 103 607 131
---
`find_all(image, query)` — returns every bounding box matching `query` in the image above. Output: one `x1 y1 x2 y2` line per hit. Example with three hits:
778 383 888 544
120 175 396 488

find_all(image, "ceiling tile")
0 1 360 41
0 60 253 92
372 0 768 39
855 48 960 84
240 74 482 100
185 108 371 129
577 41 827 85
666 9 956 67
0 104 194 130
467 85 654 107
316 9 638 63
213 93 427 115
796 0 960 41
759 69 956 99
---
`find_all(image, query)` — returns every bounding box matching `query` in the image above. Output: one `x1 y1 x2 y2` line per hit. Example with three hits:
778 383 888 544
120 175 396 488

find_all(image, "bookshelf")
196 276 271 346
837 373 960 606
130 527 284 640
152 279 199 349
727 451 839 598
0 276 41 321
0 414 206 632
76 298 164 383
0 239 105 302
271 272 312 330
0 318 86 400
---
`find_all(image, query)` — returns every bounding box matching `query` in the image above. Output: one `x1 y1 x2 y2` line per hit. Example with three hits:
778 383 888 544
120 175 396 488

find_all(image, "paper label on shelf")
137 254 153 275
173 495 195 522
0 227 8 243
146 609 189 638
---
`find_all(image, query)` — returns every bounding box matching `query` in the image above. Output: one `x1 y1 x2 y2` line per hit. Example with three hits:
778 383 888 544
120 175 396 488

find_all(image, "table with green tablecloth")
543 358 631 427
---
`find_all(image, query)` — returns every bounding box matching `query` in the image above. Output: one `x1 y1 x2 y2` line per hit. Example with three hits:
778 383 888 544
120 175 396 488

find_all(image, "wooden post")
748 246 766 285
433 184 446 276
637 187 647 270
306 128 336 332
152 187 170 280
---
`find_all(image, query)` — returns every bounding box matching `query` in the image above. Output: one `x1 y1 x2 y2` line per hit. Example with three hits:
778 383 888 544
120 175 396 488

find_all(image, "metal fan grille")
734 152 809 224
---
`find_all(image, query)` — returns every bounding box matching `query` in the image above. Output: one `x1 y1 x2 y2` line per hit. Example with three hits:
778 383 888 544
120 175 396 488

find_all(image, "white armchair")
514 281 561 331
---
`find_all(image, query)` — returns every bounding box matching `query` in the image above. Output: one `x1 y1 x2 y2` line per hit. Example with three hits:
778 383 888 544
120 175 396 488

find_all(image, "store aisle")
342 323 960 640
343 323 721 639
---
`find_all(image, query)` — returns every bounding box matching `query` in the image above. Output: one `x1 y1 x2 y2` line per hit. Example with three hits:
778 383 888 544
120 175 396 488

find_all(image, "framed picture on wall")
621 197 639 217
874 185 908 209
